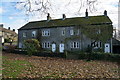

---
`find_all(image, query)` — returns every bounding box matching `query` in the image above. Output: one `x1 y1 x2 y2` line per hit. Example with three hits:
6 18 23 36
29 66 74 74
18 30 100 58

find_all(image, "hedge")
78 52 120 62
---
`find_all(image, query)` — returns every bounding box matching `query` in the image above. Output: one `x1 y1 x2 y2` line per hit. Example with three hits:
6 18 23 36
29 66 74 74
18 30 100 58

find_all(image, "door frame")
59 43 64 53
52 43 56 52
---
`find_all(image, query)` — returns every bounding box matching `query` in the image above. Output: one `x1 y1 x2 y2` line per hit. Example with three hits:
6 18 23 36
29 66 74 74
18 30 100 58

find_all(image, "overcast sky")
0 0 119 33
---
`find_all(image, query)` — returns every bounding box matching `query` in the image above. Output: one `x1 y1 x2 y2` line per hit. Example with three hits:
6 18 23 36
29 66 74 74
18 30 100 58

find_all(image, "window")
70 42 79 48
97 29 101 34
32 31 36 37
62 30 65 36
77 29 79 35
47 42 50 48
23 32 27 37
70 30 74 35
42 30 50 36
42 42 50 48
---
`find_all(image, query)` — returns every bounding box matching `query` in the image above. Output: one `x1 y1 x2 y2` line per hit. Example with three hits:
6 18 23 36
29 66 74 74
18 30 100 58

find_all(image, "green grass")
2 56 31 78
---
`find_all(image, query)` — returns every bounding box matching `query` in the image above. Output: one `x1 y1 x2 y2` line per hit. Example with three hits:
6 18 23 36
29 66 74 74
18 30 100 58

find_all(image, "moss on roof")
19 15 112 30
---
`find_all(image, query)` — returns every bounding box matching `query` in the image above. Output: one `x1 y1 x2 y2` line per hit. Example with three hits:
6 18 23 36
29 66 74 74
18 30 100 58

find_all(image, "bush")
24 39 41 56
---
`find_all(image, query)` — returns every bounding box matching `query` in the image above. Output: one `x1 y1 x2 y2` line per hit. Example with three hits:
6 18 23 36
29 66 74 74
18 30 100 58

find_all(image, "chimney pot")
104 10 107 16
62 14 66 20
13 29 15 31
8 27 10 30
47 13 51 21
85 9 88 18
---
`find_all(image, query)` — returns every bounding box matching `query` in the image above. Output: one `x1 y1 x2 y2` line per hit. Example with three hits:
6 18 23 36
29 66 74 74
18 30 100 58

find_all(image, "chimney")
0 24 3 28
47 13 51 21
62 14 66 20
85 9 88 18
8 27 10 30
13 29 15 32
104 10 107 16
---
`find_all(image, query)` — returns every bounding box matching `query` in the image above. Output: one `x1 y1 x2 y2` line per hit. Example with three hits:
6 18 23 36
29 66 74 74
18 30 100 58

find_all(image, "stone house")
18 10 113 53
0 24 17 44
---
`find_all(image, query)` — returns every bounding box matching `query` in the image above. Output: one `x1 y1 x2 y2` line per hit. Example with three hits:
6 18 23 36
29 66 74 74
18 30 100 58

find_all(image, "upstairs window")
23 32 27 37
96 29 101 34
70 30 74 35
42 30 50 36
32 31 36 37
77 29 79 35
62 30 65 36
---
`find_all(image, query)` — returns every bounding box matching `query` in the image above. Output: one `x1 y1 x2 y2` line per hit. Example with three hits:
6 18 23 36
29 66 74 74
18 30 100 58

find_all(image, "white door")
59 44 64 53
52 43 56 52
104 43 110 53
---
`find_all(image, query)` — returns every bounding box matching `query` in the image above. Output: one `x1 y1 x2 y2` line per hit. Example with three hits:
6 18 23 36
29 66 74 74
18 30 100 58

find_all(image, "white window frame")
32 31 36 37
42 30 50 36
62 30 65 36
23 32 27 37
42 42 50 48
70 30 74 35
97 29 101 34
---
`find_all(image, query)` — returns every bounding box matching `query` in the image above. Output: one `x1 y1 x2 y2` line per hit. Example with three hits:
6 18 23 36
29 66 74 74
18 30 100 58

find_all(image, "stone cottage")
18 10 113 53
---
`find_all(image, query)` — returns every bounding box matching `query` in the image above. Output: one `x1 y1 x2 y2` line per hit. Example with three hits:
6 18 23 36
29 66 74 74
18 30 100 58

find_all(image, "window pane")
74 42 76 48
47 42 50 48
32 31 36 37
23 32 27 37
70 30 74 35
45 43 47 48
42 31 44 36
70 42 73 48
48 31 50 36
42 43 44 48
77 42 79 48
62 30 65 36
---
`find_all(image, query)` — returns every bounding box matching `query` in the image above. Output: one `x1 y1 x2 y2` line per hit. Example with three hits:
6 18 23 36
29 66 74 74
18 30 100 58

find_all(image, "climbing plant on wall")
81 24 113 43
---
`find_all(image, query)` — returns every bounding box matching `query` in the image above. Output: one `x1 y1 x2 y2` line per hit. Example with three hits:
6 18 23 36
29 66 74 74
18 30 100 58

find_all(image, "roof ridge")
19 15 112 30
29 15 105 23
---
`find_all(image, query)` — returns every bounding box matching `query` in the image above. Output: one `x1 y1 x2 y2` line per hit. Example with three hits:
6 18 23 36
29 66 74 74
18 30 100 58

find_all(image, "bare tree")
16 0 98 16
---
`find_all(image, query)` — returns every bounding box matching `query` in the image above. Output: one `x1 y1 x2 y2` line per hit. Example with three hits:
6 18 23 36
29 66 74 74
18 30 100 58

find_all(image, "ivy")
81 24 113 43
64 24 113 44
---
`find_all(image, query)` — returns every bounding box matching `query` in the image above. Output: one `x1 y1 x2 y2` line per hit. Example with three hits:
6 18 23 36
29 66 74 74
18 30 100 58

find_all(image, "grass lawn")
2 52 120 78
2 56 33 78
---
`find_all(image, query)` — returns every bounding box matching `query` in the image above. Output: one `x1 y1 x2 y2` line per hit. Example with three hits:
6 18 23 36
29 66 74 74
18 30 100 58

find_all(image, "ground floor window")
92 41 102 48
42 42 50 48
70 42 79 48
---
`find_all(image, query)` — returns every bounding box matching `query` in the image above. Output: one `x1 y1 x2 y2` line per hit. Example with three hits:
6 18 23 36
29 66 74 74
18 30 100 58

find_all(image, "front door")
59 44 64 53
104 43 110 53
52 43 56 52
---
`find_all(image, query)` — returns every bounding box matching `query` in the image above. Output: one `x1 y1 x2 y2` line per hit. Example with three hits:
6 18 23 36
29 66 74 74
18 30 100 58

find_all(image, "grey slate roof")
19 15 112 30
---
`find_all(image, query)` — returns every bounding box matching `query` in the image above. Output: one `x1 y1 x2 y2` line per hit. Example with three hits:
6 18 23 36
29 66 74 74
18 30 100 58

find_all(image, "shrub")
24 39 41 56
3 45 16 52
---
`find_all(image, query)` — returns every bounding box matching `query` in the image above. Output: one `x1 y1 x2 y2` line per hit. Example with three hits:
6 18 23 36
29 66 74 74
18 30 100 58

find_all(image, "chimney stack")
0 24 3 28
47 13 51 21
85 9 88 18
62 14 66 20
104 10 107 16
8 27 10 30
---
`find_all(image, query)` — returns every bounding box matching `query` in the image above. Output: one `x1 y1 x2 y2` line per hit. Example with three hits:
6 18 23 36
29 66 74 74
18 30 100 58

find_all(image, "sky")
0 0 119 33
